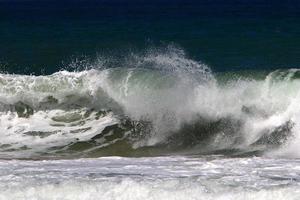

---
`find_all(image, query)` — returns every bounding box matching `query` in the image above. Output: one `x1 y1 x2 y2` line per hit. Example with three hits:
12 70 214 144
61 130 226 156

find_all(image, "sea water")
0 1 300 199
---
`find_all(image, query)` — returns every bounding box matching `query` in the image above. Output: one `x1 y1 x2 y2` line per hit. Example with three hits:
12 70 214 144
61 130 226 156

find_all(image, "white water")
0 49 300 158
0 156 299 200
0 68 300 157
0 49 300 199
0 108 118 158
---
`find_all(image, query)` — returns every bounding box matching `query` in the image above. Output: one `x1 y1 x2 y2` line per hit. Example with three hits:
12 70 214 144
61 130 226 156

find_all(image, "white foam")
0 49 300 157
0 156 299 200
0 109 118 158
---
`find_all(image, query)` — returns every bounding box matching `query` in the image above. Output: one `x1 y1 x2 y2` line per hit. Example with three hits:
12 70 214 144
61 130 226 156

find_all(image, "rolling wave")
0 48 299 159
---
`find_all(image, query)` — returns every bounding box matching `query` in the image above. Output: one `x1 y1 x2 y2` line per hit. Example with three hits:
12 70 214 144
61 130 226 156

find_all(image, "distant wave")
0 47 299 159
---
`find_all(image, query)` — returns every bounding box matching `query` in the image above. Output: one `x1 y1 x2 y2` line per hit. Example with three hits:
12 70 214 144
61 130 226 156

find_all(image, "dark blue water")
0 0 300 74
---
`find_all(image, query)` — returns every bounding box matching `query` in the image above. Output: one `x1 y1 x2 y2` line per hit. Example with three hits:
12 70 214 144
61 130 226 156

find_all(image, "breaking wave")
0 47 299 159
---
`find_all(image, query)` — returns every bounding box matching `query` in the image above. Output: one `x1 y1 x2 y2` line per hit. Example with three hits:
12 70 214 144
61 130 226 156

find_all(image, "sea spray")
0 48 299 158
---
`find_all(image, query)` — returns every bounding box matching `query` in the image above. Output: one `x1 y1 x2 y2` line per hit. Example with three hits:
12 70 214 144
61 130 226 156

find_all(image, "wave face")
0 47 300 159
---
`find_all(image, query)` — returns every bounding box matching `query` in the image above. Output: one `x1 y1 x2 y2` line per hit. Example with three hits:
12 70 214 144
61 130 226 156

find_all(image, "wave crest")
0 48 299 159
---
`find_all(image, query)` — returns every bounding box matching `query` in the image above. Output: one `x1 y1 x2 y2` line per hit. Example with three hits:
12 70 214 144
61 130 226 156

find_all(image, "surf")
0 47 299 159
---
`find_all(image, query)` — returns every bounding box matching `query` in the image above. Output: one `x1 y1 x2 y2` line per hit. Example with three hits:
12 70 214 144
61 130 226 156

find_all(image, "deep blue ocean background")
0 0 299 74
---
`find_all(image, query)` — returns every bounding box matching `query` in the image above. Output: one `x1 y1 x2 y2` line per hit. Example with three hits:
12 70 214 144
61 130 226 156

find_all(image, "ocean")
0 0 300 199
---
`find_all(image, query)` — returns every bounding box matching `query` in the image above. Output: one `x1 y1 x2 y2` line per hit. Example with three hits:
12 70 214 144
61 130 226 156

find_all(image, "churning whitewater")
2 0 300 199
1 156 300 200
0 48 299 159
0 48 300 200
